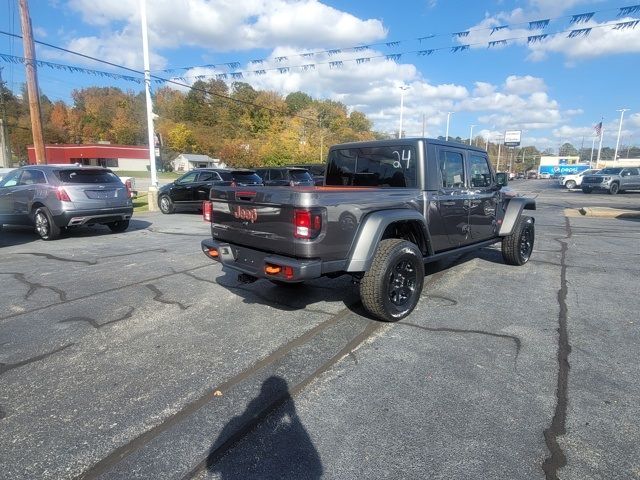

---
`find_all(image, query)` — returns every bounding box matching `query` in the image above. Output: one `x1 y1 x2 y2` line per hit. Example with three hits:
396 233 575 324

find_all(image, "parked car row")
158 166 322 214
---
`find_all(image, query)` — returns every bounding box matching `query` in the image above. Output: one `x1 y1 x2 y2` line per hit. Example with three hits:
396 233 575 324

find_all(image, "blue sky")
1 0 639 152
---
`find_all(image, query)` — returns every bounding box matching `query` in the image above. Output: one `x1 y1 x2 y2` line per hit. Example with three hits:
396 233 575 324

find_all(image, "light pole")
613 108 629 165
398 85 410 139
140 0 158 194
469 124 476 146
445 111 454 141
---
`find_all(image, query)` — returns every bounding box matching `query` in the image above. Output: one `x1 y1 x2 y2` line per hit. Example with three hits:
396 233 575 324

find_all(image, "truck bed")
209 186 423 262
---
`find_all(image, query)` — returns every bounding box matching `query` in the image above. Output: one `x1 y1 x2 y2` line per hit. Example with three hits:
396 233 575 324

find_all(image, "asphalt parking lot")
1 181 639 480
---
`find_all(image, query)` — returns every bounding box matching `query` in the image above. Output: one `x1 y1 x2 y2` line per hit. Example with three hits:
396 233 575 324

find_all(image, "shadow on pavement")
215 270 360 314
0 220 151 246
205 376 323 480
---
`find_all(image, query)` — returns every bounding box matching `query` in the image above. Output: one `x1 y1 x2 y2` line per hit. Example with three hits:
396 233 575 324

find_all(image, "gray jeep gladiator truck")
201 139 535 321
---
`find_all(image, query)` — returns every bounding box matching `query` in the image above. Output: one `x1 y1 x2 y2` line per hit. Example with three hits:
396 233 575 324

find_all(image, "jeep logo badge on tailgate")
233 205 258 223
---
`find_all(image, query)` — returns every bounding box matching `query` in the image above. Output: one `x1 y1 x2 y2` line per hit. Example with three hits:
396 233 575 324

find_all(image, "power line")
0 31 320 123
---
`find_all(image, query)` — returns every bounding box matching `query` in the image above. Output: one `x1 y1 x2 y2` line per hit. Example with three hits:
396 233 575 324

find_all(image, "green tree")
167 123 197 153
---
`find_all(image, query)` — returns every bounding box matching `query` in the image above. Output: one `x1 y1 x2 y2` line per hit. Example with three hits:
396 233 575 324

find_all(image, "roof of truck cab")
329 138 487 154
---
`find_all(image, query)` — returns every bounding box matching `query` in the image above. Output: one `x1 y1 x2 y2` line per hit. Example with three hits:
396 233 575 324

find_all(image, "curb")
565 207 640 218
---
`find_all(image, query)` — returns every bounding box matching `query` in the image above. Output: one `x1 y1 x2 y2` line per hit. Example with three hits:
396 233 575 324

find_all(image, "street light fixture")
445 111 454 141
469 124 476 146
614 108 630 165
398 85 410 139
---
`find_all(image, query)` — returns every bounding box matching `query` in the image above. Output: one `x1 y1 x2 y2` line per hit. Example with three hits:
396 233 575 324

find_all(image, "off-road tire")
581 186 592 194
565 180 576 189
360 239 424 322
159 195 175 214
34 206 61 241
108 219 130 232
502 215 534 266
608 182 619 195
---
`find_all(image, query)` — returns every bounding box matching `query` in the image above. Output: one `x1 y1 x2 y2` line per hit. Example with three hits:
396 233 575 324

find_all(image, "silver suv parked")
0 165 133 240
581 167 640 194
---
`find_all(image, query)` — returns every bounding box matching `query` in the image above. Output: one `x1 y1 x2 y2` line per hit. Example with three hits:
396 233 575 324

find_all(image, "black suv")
255 167 314 187
291 164 326 185
158 169 263 214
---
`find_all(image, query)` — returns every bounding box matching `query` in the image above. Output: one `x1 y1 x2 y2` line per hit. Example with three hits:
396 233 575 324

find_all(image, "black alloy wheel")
387 259 418 308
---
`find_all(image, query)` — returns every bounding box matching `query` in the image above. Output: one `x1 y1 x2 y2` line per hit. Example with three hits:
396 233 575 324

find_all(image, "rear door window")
438 151 465 188
18 170 47 185
326 145 417 187
198 171 219 182
55 169 120 184
177 172 198 184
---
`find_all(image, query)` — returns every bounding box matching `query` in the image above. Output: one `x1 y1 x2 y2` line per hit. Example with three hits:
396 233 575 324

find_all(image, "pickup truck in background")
558 169 599 189
581 166 640 194
201 139 536 321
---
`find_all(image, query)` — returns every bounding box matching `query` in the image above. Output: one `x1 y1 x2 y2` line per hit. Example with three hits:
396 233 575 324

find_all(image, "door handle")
440 201 456 206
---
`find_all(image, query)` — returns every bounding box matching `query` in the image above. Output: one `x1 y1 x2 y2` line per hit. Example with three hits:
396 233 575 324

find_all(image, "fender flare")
345 209 427 272
499 197 536 236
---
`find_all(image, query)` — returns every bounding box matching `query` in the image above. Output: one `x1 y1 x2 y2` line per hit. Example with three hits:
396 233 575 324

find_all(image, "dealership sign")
504 130 522 147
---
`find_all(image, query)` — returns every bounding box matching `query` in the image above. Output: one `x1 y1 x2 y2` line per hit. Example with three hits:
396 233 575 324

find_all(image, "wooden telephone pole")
18 0 46 164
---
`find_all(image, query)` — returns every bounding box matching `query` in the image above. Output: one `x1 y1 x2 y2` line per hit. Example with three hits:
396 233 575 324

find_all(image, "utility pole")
422 113 425 138
140 0 159 211
469 124 476 146
0 67 12 167
18 0 46 164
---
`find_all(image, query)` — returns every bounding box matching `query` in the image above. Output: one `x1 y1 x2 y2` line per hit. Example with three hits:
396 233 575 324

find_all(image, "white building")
172 154 226 171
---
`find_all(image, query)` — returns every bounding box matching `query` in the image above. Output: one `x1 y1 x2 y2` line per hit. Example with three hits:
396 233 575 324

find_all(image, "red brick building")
27 144 151 171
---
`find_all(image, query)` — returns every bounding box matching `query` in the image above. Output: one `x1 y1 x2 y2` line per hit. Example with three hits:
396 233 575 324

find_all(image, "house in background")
172 154 226 171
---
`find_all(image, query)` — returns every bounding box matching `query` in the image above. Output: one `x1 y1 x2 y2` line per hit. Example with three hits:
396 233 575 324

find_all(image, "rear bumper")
53 207 133 227
201 239 323 282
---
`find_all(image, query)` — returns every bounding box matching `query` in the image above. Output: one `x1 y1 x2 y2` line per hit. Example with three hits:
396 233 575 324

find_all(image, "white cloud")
65 0 386 55
504 75 546 95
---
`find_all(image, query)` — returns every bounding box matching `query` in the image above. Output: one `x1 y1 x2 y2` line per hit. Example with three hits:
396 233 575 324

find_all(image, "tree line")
1 80 382 168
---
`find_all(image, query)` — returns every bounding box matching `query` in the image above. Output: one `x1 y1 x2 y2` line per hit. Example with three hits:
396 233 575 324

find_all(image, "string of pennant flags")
0 7 638 87
164 18 640 83
155 3 640 73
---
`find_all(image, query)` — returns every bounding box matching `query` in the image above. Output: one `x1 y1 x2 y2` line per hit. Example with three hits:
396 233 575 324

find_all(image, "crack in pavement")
398 322 521 364
101 248 168 259
542 215 573 480
58 307 135 329
0 264 212 322
1 272 68 302
14 252 97 265
145 284 189 310
0 343 73 375
0 404 6 420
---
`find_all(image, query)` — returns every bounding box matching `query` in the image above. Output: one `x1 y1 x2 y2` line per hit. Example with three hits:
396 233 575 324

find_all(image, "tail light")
56 187 71 202
203 201 213 222
294 208 322 239
124 179 133 198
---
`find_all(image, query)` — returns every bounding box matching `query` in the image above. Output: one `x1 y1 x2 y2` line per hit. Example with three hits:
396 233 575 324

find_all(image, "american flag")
594 121 603 136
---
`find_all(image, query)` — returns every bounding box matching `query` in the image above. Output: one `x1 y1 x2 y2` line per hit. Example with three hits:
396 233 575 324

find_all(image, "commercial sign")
504 130 522 147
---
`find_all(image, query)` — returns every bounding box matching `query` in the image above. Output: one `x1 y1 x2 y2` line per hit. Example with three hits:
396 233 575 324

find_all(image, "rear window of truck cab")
326 146 417 187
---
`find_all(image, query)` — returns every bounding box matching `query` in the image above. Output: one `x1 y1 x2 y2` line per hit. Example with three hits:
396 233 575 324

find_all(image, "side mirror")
496 172 508 187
